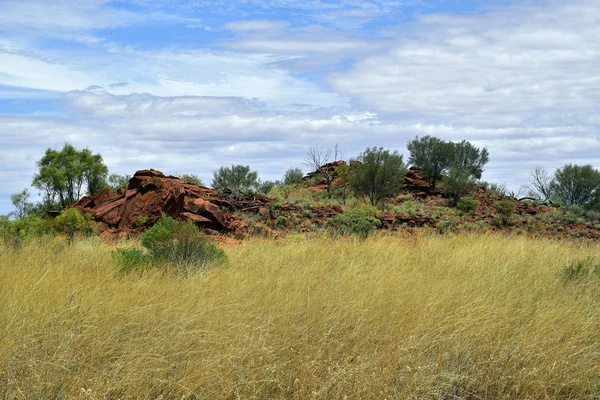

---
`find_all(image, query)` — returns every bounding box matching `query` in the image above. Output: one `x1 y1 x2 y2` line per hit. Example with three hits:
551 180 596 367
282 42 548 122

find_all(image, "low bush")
561 260 600 282
113 247 153 274
456 196 479 213
335 209 381 237
276 216 289 227
53 209 97 243
0 214 54 248
494 200 516 226
115 214 226 275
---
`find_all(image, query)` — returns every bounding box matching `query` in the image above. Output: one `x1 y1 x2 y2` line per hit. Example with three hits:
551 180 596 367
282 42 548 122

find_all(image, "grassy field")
1 234 600 399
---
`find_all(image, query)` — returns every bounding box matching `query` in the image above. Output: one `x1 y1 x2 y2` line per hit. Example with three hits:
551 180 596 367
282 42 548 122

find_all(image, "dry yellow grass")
1 234 600 399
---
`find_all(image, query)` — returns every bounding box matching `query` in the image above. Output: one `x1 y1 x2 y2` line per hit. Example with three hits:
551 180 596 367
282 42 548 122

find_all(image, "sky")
1 0 599 214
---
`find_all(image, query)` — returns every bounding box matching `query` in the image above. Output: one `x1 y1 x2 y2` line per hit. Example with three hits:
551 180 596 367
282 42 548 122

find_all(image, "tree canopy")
211 165 259 192
407 135 489 189
551 164 600 209
32 143 108 209
350 147 407 206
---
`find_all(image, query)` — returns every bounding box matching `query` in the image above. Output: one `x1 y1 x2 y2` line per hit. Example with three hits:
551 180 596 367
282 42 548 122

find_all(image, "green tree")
350 147 407 206
451 140 489 180
211 165 259 192
181 173 204 187
551 164 600 209
258 180 281 194
53 208 97 243
108 174 132 190
10 189 33 219
407 136 489 189
407 135 454 189
283 167 304 185
32 143 108 209
439 166 477 206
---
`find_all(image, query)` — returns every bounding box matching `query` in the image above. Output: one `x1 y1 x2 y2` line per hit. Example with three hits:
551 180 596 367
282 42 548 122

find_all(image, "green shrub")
135 215 149 227
138 214 226 274
271 201 284 209
567 205 585 218
336 209 381 237
53 209 97 243
395 194 412 202
436 219 458 234
113 248 152 274
561 261 600 282
456 196 479 213
276 216 289 227
0 215 54 248
493 200 516 225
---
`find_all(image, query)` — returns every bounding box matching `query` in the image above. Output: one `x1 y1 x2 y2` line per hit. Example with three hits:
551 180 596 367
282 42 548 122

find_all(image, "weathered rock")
67 169 258 239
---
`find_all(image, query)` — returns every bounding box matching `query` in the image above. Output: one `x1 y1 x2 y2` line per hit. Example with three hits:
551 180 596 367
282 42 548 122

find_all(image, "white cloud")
329 0 600 128
224 20 289 32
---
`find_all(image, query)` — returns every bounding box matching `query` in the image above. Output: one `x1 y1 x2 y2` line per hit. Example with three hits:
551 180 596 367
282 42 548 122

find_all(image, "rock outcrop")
68 169 267 239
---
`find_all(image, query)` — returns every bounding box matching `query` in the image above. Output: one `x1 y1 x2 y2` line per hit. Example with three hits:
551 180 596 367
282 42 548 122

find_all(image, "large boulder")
68 169 246 239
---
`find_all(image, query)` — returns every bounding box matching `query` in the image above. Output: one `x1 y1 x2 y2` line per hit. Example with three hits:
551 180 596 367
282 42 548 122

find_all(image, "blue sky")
1 0 599 214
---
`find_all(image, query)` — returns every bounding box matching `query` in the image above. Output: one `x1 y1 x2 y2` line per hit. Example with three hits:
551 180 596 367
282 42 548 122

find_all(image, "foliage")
350 147 407 206
140 214 225 271
456 196 479 213
452 140 489 180
561 260 600 282
181 173 204 186
335 209 381 237
407 135 453 189
493 200 516 225
283 167 304 185
135 215 149 227
211 165 259 192
53 209 97 243
439 166 476 206
32 143 109 209
331 163 351 205
107 174 131 190
276 216 289 227
10 189 34 219
0 214 53 248
113 248 153 274
407 135 489 189
258 180 280 195
551 164 600 209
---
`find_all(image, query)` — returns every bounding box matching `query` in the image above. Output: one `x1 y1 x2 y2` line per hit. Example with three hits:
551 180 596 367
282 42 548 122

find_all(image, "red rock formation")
68 169 266 239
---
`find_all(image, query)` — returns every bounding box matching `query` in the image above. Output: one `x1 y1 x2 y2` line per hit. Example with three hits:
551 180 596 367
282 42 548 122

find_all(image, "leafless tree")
304 144 341 194
527 167 553 201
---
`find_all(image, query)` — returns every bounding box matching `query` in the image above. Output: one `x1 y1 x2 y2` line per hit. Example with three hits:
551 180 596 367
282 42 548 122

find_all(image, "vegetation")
283 167 304 185
181 173 204 186
335 208 381 237
350 147 407 206
32 143 108 209
407 135 488 189
3 235 600 398
211 165 259 192
107 173 131 190
305 144 340 194
552 164 600 209
456 196 479 213
9 188 33 219
439 166 476 206
53 208 97 243
494 199 516 225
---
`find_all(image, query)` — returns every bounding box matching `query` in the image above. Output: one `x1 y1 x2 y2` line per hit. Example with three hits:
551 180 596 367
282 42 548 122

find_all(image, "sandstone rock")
68 169 266 239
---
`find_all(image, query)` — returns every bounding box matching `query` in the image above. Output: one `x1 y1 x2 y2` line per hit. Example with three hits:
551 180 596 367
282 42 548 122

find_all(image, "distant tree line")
7 137 600 219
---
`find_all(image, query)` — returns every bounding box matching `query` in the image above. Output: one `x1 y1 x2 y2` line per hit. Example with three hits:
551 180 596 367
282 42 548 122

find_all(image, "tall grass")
1 235 600 398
